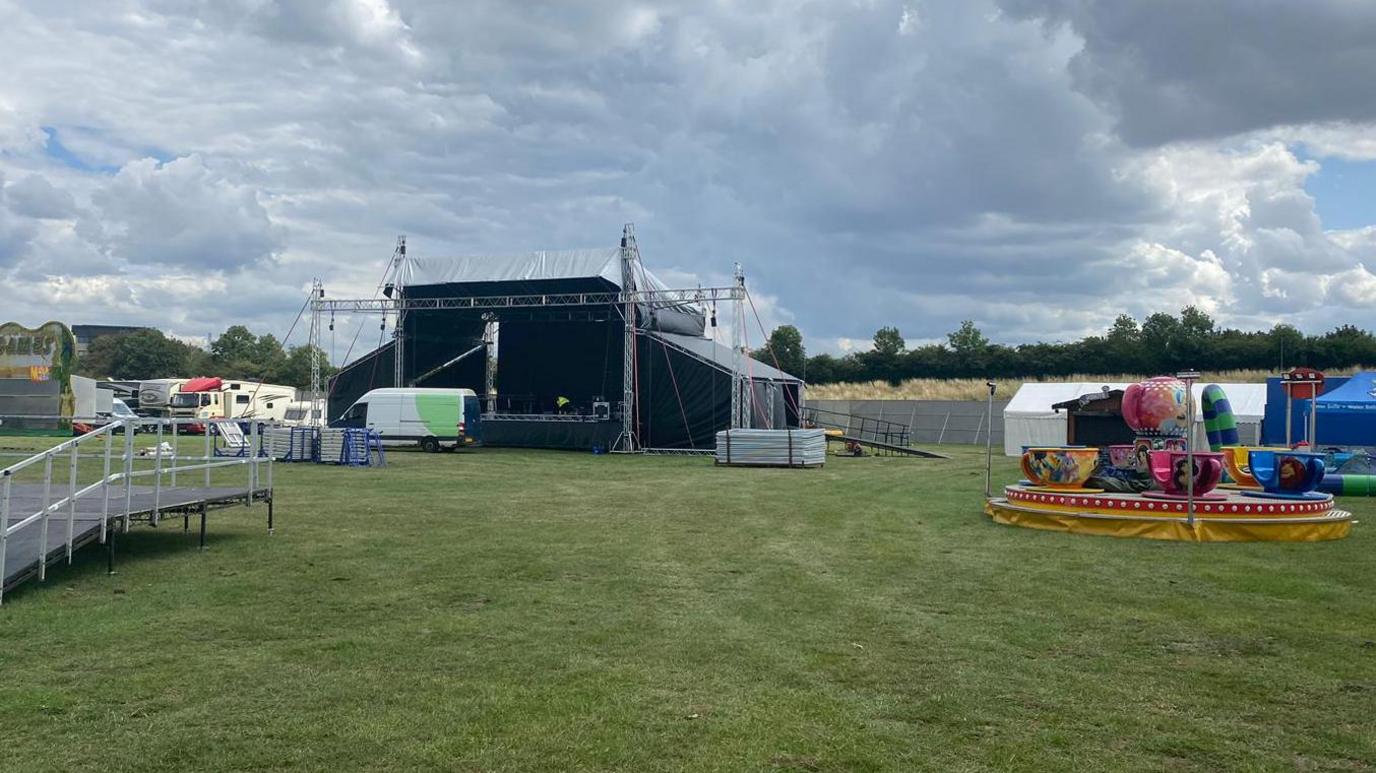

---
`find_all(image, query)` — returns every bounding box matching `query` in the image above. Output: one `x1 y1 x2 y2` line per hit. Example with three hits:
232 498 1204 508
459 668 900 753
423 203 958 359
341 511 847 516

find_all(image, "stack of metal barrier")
714 429 826 468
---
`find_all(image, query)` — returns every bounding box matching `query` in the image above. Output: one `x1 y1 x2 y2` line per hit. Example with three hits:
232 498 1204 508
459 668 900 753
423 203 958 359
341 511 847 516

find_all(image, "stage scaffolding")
307 225 750 453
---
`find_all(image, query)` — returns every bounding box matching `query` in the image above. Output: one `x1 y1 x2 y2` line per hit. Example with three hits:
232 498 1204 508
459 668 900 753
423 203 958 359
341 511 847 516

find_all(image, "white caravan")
138 378 189 417
281 400 323 427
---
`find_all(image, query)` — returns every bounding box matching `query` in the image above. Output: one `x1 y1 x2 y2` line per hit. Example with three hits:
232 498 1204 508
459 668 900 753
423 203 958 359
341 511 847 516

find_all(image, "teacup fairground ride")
986 377 1353 542
1122 376 1190 473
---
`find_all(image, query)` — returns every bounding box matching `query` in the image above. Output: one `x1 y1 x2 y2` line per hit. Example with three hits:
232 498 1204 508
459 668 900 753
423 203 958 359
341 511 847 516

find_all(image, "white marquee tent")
1003 381 1269 456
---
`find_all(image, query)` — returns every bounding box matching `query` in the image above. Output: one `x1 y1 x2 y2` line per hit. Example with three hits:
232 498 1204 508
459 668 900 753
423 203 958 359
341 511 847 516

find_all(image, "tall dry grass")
806 367 1371 401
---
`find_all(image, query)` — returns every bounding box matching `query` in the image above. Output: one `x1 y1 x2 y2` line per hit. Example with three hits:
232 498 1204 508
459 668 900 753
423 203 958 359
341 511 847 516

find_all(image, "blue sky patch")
1301 153 1376 231
42 126 121 174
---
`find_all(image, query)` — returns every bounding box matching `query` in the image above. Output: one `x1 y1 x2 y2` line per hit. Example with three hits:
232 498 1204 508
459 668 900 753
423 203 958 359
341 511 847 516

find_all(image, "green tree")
872 326 905 357
210 325 258 363
763 325 806 377
276 345 337 389
76 334 124 377
105 330 194 380
1139 312 1182 371
1269 323 1306 369
947 320 989 355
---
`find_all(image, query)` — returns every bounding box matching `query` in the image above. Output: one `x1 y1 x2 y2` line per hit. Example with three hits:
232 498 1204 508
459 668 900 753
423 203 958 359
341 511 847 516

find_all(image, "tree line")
77 326 337 388
764 308 1376 384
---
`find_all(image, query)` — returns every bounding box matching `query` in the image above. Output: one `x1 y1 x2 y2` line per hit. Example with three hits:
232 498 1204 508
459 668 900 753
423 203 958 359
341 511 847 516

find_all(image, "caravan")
138 378 189 417
169 378 298 426
331 388 482 452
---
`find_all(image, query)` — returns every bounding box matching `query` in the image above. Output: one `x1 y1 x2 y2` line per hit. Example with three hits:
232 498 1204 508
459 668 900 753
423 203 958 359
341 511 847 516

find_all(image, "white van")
330 388 482 452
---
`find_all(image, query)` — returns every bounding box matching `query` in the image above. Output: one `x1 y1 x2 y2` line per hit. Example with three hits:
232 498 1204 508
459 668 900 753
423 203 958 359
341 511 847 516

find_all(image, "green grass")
1 442 1374 772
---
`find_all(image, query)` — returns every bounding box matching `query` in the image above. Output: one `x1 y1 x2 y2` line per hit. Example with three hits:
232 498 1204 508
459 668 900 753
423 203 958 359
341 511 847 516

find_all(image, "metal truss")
313 285 743 314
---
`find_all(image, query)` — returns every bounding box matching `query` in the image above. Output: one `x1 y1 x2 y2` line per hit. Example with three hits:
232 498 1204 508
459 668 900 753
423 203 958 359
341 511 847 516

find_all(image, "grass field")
1 441 1374 771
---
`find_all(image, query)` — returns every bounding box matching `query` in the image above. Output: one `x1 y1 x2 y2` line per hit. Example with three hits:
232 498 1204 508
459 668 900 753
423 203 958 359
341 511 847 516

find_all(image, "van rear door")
462 395 482 444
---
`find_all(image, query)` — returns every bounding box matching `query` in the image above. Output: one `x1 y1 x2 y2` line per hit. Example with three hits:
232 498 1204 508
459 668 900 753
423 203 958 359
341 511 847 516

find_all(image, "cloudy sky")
2 0 1375 358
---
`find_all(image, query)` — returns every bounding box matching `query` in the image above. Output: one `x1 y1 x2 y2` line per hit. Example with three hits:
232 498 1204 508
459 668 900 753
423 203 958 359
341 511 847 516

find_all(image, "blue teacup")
1248 450 1326 495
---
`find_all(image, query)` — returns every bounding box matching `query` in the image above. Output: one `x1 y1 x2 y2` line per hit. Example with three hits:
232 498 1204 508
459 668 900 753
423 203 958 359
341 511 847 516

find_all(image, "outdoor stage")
985 484 1353 542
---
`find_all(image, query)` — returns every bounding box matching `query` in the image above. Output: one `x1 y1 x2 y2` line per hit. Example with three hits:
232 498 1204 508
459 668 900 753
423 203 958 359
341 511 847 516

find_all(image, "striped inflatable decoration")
1201 384 1240 451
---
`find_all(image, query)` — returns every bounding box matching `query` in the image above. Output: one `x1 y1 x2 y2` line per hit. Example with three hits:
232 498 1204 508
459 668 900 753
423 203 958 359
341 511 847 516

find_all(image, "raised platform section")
3 484 273 597
985 484 1352 542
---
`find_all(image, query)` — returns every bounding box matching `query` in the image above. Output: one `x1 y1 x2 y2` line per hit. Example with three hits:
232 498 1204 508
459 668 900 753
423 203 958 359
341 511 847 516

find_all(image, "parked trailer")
138 378 189 418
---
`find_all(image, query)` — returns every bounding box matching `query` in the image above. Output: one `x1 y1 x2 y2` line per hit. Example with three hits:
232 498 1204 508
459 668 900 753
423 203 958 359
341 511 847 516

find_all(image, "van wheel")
420 437 440 453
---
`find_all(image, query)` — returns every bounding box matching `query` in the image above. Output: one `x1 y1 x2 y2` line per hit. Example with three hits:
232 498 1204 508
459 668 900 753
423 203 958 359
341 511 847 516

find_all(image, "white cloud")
0 0 1374 357
93 155 279 271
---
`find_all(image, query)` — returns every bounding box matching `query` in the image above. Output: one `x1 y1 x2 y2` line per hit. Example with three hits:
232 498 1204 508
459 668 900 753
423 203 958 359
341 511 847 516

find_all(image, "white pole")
1 474 11 605
1310 382 1318 448
65 441 78 563
153 421 163 525
39 453 52 581
170 421 178 487
123 419 134 532
1178 371 1201 528
100 427 113 543
205 422 212 488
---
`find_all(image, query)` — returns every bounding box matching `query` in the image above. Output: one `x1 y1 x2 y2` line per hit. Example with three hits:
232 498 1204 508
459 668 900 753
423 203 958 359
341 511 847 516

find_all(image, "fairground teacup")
1249 450 1326 494
1220 446 1288 488
1106 444 1135 470
1020 447 1100 489
1148 450 1223 496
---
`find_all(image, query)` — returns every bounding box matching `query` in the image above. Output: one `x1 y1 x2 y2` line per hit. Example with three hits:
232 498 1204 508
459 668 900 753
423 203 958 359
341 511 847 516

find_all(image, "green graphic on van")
416 394 460 436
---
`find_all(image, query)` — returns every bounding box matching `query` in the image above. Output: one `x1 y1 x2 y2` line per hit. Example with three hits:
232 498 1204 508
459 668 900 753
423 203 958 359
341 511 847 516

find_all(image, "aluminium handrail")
1 418 274 604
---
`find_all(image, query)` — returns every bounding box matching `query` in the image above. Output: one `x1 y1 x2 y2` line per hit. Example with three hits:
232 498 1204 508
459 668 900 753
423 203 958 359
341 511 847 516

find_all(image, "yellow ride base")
985 486 1353 543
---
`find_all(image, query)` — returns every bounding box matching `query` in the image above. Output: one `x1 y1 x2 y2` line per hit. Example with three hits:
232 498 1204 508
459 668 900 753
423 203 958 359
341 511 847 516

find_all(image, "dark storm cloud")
999 0 1376 146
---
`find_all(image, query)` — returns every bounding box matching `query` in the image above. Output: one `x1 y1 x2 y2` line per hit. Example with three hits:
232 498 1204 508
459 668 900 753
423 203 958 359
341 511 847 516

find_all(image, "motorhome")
138 378 189 417
169 378 297 424
330 388 482 452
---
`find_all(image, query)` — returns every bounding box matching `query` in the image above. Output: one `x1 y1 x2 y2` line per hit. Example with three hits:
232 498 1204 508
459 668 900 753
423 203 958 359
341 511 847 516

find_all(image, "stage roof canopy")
410 248 676 292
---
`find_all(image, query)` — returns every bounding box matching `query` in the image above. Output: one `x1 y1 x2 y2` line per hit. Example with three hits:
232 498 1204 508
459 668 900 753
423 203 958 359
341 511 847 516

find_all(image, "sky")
1 0 1375 360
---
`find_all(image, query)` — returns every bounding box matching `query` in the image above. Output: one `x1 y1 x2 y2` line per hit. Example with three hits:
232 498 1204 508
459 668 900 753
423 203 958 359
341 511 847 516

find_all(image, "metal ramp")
827 433 949 459
2 419 274 604
804 407 947 459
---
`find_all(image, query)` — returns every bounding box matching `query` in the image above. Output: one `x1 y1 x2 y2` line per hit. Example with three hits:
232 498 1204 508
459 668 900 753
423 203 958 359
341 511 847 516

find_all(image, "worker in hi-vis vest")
556 395 571 414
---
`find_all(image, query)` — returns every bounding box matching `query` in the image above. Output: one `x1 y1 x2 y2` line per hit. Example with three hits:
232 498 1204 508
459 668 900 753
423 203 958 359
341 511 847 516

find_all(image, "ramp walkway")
2 419 274 604
805 407 948 459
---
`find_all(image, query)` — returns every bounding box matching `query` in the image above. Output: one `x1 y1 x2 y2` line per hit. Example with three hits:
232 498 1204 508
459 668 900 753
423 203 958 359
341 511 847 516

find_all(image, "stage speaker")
593 401 611 420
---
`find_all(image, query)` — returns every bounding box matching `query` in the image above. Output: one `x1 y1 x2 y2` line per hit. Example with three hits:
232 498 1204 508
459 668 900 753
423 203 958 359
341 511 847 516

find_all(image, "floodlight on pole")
984 380 996 499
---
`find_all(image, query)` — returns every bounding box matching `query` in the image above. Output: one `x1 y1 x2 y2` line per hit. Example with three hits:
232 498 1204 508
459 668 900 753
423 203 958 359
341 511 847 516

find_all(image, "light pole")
984 380 996 499
1177 370 1201 528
